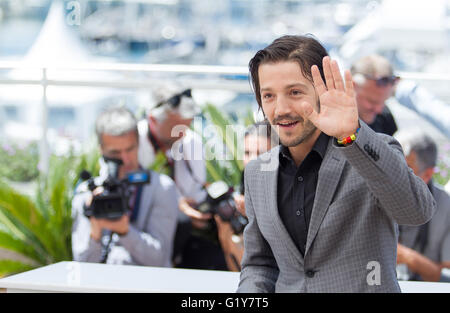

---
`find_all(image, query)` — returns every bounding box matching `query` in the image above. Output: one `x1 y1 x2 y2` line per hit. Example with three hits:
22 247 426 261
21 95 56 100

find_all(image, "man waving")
237 35 435 293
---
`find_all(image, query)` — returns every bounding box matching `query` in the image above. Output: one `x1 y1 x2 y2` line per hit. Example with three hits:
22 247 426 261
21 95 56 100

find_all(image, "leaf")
0 145 100 277
149 151 171 177
0 260 35 278
0 208 51 264
202 104 244 186
0 230 45 265
205 159 227 185
206 104 244 170
0 182 60 259
243 107 256 127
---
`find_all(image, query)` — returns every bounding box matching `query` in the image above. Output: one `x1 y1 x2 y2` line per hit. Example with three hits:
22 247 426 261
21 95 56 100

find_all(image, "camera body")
196 181 248 234
82 157 150 220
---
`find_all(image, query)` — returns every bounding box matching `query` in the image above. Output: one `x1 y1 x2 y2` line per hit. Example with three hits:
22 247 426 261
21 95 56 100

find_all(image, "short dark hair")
249 35 329 109
398 130 438 173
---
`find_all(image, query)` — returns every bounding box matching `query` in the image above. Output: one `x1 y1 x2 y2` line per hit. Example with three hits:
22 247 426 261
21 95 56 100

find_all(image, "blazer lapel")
263 147 304 266
305 139 346 255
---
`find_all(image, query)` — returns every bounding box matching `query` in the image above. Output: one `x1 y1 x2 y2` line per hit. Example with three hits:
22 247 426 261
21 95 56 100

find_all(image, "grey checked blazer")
237 122 436 293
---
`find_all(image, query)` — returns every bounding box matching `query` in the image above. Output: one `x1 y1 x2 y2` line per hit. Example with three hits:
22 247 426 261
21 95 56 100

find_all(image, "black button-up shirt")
277 132 330 256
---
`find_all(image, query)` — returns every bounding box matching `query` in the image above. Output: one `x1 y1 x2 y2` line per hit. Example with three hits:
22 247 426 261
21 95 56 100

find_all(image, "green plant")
0 147 100 278
0 141 39 182
433 142 450 186
197 104 254 188
148 150 172 177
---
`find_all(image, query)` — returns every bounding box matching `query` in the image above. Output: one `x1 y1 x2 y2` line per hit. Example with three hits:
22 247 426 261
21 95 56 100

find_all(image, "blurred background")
0 0 449 171
0 0 449 276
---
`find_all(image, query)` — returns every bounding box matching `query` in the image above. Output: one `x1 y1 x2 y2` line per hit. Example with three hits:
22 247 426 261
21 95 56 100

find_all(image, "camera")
196 181 248 234
81 157 150 220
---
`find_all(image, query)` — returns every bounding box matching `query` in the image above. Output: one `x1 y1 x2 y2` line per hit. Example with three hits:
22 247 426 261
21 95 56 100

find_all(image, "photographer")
138 82 229 270
396 130 450 282
138 82 206 203
215 121 276 271
71 106 179 267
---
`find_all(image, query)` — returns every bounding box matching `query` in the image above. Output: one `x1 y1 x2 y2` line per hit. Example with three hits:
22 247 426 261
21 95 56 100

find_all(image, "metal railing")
0 61 253 173
0 61 252 91
1 61 450 173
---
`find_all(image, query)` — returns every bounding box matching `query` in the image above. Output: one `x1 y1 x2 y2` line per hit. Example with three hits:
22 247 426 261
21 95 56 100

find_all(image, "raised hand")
300 56 359 140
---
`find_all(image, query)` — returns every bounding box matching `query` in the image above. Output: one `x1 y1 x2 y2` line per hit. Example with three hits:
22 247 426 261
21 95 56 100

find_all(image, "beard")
269 99 320 147
281 120 317 147
271 116 317 147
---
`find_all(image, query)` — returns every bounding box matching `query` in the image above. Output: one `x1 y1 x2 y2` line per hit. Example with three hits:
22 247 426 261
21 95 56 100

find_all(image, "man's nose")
119 152 132 167
274 95 292 116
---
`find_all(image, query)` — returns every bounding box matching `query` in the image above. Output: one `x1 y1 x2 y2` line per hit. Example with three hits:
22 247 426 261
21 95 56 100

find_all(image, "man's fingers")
179 197 212 220
184 206 204 219
331 59 345 91
344 70 354 98
99 215 127 228
92 187 104 196
311 65 327 96
214 215 225 227
322 56 335 90
186 207 212 220
200 212 213 220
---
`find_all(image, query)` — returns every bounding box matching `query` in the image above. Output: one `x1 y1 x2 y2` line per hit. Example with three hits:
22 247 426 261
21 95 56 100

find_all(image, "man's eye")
291 90 302 96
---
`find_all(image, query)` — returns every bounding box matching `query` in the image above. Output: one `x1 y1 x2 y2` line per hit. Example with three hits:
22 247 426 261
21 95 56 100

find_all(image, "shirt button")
296 210 301 216
297 176 304 182
306 270 315 278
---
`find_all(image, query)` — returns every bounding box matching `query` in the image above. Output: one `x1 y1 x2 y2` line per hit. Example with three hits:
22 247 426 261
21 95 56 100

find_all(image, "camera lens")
217 200 234 221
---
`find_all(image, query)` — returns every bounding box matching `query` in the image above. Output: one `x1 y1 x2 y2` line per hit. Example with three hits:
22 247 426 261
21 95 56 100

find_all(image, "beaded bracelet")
337 128 360 146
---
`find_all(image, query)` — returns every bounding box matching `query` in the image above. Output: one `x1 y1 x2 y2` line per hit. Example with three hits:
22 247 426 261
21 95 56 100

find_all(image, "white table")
0 261 449 293
399 280 450 293
0 261 240 293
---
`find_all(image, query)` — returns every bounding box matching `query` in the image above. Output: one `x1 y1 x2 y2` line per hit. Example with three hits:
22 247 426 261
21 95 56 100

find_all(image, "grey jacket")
72 171 179 267
237 122 436 293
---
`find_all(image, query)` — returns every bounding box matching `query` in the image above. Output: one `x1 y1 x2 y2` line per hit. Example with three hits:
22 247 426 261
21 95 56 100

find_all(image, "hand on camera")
178 197 212 229
87 187 130 241
85 186 104 207
214 215 244 272
233 194 246 217
90 215 130 241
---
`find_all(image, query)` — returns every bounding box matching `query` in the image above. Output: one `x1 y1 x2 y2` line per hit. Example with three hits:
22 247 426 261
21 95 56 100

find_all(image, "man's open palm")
300 56 359 140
